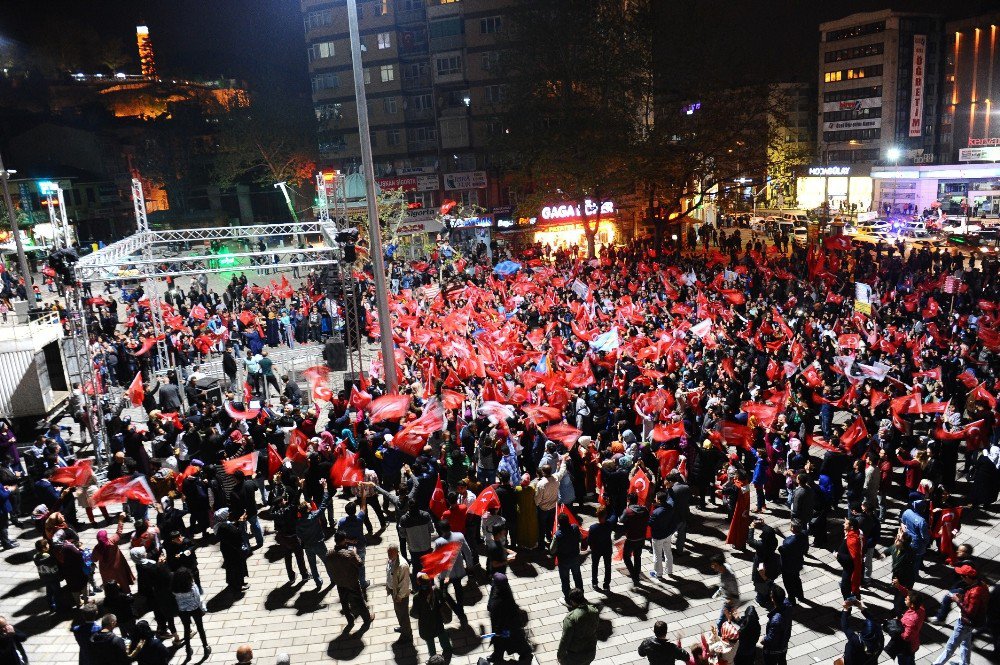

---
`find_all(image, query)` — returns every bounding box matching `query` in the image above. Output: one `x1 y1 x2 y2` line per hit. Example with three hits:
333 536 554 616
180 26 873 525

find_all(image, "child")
33 539 62 611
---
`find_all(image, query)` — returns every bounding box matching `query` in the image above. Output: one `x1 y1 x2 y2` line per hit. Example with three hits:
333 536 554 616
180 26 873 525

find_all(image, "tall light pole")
346 0 397 393
0 152 32 289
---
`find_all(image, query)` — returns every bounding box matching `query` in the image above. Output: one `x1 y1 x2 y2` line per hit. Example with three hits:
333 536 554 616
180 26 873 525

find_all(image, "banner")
854 282 872 315
909 35 926 137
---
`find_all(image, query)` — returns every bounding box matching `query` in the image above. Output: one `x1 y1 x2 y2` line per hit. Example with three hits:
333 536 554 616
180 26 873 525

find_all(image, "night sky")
1 0 998 97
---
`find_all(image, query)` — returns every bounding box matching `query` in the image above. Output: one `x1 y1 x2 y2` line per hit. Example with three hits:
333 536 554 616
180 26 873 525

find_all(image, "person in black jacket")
229 471 263 549
666 472 691 554
748 519 781 606
164 531 201 591
88 614 130 665
588 505 613 591
840 599 883 665
778 520 808 604
0 615 29 665
733 604 761 665
125 620 169 665
637 620 689 663
215 509 248 594
222 346 238 393
552 511 584 600
487 573 533 664
762 586 792 665
181 462 210 537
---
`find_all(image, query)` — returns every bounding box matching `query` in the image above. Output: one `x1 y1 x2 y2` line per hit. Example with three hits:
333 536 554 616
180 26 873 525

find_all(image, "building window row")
429 17 463 39
304 9 333 32
480 16 502 34
823 128 881 142
436 54 463 76
825 21 885 42
824 42 884 63
824 64 883 83
312 72 340 92
378 32 392 49
308 41 335 62
823 86 882 103
822 106 882 122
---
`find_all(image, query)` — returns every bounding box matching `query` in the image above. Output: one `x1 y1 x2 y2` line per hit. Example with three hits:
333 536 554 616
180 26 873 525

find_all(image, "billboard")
908 35 926 138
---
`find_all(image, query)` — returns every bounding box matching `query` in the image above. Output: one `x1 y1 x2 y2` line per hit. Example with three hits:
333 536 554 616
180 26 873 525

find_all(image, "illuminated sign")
807 166 851 176
958 147 1000 162
38 181 59 195
443 171 487 190
908 35 926 138
969 138 1000 147
540 199 614 221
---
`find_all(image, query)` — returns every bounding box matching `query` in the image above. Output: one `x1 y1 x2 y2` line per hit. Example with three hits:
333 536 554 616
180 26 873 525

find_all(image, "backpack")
81 547 94 577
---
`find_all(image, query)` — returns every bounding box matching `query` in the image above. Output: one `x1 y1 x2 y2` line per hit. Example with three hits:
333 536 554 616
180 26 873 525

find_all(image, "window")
429 18 463 39
380 64 395 82
824 71 842 83
481 51 501 71
460 190 479 207
824 64 882 83
314 103 343 123
822 106 882 122
436 55 462 76
484 84 504 104
446 89 470 107
825 21 885 42
308 41 335 62
411 126 437 143
364 68 371 85
378 32 392 49
400 0 423 9
410 93 433 110
480 16 501 34
369 130 378 147
311 72 340 92
407 191 433 209
376 0 389 16
387 129 401 146
822 128 881 142
403 62 428 80
304 10 333 31
824 42 884 63
383 96 398 114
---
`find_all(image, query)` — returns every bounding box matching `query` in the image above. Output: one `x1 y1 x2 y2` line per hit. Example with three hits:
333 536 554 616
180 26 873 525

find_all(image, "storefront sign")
822 98 881 112
540 199 614 221
909 35 926 138
443 171 487 190
822 118 881 131
449 216 492 228
397 165 437 175
807 166 851 176
405 208 439 222
377 175 439 192
969 138 1000 147
959 147 1000 162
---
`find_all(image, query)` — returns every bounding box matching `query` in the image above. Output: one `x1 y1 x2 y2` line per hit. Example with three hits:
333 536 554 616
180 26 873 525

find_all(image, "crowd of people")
2 225 1000 665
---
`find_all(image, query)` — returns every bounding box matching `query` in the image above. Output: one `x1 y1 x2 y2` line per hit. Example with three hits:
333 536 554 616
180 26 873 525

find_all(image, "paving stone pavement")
3 479 998 665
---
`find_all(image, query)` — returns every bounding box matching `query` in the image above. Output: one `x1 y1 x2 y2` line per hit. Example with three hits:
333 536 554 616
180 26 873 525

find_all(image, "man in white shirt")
532 456 567 550
385 545 412 640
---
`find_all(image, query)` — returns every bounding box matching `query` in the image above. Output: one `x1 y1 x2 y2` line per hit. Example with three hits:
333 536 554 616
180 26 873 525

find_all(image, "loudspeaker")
324 338 347 371
195 377 224 406
342 372 360 393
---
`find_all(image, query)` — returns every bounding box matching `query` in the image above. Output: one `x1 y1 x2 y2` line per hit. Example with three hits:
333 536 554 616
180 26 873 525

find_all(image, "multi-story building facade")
302 0 514 252
817 10 943 166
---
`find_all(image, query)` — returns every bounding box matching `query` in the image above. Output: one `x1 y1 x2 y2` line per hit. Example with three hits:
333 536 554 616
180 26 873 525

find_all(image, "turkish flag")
913 367 942 381
838 334 861 349
741 402 778 428
50 459 94 487
311 382 333 403
92 475 156 507
969 382 998 409
223 452 258 476
824 235 851 251
651 421 685 442
565 359 596 388
870 389 889 410
806 434 840 453
238 310 257 326
440 388 466 411
521 404 562 424
134 337 158 356
127 372 145 407
721 421 752 450
420 541 462 578
368 394 412 423
840 416 868 453
175 464 199 492
266 444 283 476
957 370 979 389
429 476 448 519
801 365 822 387
629 467 651 505
545 423 582 448
349 384 372 411
330 448 364 487
934 419 985 441
190 304 208 321
286 429 310 463
243 382 253 405
466 484 500 517
225 402 261 420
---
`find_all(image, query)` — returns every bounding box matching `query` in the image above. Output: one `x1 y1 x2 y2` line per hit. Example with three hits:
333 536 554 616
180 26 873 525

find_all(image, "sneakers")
648 570 659 579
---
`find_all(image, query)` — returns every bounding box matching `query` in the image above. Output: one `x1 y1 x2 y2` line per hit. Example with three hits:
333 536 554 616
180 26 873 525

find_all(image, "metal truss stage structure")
68 177 366 461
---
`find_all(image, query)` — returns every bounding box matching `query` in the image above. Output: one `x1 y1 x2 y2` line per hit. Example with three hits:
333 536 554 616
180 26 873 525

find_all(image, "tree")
632 86 785 250
497 0 650 258
348 187 409 263
213 94 317 204
96 38 131 74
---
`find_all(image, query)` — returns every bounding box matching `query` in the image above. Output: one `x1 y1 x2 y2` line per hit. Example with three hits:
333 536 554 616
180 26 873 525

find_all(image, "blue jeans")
933 618 974 665
247 514 264 548
44 580 60 610
557 556 583 598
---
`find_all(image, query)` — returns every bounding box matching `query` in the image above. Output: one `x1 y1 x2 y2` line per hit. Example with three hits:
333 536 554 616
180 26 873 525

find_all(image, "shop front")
795 165 873 215
391 209 443 260
446 214 493 257
871 162 1000 218
495 199 621 254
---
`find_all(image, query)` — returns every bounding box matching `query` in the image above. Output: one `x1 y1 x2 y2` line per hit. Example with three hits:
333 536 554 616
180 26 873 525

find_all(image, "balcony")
408 138 438 152
429 34 465 52
396 8 427 26
404 107 435 123
401 74 432 91
427 1 463 19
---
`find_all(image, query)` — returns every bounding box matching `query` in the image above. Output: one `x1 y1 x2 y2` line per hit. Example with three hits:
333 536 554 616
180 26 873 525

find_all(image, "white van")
782 213 810 225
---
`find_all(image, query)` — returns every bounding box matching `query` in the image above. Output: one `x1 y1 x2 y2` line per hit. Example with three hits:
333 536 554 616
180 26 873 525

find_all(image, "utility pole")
346 0 397 393
0 151 32 289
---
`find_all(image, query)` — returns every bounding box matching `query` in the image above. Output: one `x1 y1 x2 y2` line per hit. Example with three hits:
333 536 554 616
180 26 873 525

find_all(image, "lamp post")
346 0 397 393
0 152 31 288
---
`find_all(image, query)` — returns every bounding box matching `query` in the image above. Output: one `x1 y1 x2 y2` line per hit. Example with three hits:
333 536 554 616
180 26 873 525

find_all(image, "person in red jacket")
932 565 989 665
837 517 863 600
894 591 926 665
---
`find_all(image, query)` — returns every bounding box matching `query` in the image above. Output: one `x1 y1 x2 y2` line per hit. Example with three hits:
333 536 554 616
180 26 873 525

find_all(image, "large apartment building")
817 10 943 166
301 0 514 225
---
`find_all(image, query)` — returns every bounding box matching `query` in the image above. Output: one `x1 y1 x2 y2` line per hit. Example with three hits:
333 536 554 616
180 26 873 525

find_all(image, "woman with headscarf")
969 442 1000 507
93 513 135 592
725 470 752 550
487 572 533 664
215 508 248 594
515 473 538 549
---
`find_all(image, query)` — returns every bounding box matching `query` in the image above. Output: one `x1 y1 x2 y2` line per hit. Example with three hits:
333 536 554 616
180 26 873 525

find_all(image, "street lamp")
0 154 31 288
886 146 902 164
